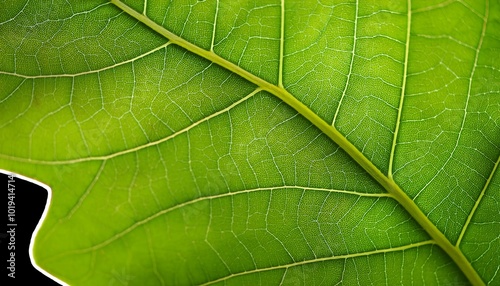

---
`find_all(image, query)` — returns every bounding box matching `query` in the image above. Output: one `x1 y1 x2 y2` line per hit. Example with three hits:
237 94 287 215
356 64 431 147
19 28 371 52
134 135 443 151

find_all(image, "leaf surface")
0 0 499 285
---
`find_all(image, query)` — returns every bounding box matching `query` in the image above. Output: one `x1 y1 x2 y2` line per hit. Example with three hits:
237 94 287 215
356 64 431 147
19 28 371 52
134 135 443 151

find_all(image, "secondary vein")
201 240 436 285
332 0 358 126
456 0 491 249
41 185 391 260
0 88 261 165
388 0 411 178
278 0 285 87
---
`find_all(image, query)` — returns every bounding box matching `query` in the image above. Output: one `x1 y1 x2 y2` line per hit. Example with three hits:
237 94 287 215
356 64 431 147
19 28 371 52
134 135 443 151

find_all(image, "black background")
1 172 60 285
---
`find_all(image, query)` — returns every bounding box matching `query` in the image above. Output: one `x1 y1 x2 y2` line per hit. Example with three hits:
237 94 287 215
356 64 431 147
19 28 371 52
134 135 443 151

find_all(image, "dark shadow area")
1 172 60 285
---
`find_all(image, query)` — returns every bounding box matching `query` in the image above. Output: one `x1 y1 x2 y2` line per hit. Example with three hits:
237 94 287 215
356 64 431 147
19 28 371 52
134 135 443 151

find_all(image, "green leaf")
1 0 499 285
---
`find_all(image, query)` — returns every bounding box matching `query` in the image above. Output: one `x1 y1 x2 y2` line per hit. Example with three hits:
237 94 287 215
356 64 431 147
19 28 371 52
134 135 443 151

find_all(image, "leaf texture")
0 0 499 285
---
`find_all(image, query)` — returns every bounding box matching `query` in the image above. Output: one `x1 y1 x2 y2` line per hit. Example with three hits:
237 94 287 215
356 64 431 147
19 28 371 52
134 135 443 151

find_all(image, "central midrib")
110 0 484 285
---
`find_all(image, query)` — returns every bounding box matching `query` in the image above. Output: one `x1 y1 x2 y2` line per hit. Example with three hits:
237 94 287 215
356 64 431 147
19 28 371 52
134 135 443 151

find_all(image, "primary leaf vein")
107 1 486 284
